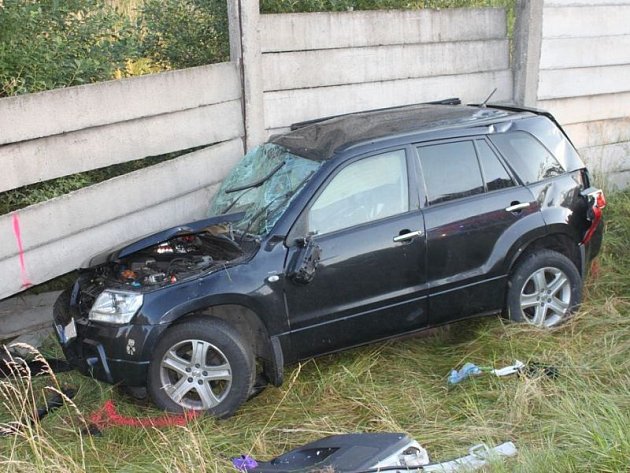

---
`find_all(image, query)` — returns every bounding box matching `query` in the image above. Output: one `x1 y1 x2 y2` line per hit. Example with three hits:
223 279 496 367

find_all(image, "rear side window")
489 131 564 184
417 141 484 205
475 140 514 191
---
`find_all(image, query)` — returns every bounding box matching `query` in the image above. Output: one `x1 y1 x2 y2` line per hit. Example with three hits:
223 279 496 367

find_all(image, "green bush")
139 0 229 70
0 0 141 97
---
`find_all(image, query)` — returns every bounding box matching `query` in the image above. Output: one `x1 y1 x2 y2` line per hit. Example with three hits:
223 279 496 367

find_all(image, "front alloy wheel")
159 339 233 410
507 250 582 328
148 318 254 417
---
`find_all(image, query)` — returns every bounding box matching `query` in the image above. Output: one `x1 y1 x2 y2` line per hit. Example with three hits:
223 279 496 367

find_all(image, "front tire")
147 318 254 417
507 250 581 328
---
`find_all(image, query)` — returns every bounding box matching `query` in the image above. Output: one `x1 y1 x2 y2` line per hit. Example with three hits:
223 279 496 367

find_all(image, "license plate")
57 319 77 344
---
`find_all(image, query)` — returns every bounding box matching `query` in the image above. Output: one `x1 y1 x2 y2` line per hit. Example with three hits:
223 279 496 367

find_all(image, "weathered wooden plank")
263 70 513 129
541 36 630 70
0 62 241 146
262 39 508 91
543 6 630 38
261 8 507 53
0 100 243 193
0 139 244 300
564 118 630 149
538 65 630 100
538 91 630 125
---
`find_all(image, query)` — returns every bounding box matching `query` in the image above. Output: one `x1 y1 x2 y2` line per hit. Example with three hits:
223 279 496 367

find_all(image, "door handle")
505 202 530 212
393 230 423 242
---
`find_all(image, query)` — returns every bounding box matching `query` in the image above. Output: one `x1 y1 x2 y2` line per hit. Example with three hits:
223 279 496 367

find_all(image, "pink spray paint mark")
12 214 32 288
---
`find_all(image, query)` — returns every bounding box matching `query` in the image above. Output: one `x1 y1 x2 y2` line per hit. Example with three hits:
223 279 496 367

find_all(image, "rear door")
414 137 538 324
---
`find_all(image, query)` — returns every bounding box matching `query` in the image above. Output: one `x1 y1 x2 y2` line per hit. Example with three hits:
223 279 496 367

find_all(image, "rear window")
489 131 565 184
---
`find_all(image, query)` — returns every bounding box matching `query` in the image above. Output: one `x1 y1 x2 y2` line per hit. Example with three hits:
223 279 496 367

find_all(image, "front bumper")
53 290 167 387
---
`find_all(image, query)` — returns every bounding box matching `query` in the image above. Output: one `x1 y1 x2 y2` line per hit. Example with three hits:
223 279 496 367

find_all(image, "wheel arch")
161 304 284 387
508 231 582 277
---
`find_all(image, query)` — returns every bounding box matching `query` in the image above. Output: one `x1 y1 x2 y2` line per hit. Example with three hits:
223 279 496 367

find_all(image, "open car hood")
82 212 245 268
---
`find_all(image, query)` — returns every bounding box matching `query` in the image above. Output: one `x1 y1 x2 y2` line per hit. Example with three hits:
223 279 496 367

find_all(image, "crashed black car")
54 101 605 417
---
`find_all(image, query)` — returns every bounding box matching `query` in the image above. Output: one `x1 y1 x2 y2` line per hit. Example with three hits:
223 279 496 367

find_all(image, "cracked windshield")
209 144 322 237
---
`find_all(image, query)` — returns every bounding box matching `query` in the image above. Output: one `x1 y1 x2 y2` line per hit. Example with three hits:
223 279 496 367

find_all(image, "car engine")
87 233 244 289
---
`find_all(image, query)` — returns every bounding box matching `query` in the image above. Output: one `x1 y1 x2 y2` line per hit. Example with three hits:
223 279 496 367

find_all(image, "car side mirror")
287 236 321 284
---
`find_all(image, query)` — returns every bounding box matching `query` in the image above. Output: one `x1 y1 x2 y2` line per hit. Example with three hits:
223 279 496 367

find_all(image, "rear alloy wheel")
148 318 253 417
507 250 581 328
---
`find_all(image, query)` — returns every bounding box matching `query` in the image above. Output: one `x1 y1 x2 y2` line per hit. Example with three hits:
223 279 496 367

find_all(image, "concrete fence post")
513 0 544 107
227 0 266 151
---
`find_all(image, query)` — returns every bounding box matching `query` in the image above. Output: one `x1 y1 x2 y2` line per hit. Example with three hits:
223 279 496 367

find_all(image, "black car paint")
54 105 603 389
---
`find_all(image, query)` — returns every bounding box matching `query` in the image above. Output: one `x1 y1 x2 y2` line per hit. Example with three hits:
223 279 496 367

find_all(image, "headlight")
89 290 143 324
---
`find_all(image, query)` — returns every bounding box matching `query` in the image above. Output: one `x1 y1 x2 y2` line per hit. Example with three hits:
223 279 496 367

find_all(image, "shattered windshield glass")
208 144 322 237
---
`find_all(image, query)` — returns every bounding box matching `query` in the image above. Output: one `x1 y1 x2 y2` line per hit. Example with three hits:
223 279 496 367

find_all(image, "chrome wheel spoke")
520 292 539 309
532 305 547 326
548 297 569 316
167 377 193 403
161 350 190 376
532 269 547 292
203 363 231 381
548 273 568 297
191 341 209 368
195 383 220 409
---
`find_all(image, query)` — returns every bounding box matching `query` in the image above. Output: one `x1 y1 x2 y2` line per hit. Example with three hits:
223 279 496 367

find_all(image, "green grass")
1 190 629 472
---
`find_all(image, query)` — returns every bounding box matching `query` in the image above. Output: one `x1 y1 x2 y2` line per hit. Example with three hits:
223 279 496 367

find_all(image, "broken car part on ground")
232 432 517 472
53 100 605 416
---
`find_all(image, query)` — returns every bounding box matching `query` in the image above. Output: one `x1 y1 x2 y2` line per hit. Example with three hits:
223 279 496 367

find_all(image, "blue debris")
448 363 482 385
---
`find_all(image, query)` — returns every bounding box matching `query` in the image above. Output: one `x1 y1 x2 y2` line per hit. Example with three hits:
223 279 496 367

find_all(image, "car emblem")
126 339 136 356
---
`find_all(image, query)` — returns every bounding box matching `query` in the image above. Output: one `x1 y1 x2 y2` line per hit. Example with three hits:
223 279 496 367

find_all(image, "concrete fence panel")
265 70 512 132
261 8 506 52
0 63 242 193
540 36 630 70
0 139 243 300
262 39 509 92
0 100 243 194
538 1 630 188
0 63 240 146
260 8 512 133
542 5 630 38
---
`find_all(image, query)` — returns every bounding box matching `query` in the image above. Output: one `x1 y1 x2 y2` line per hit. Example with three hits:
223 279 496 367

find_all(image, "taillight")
595 190 606 209
581 188 605 245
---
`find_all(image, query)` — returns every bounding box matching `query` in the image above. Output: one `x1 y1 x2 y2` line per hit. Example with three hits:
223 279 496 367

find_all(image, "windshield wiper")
219 186 256 215
224 160 286 194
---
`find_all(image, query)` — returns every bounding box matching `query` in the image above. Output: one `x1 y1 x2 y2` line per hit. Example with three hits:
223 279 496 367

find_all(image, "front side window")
307 150 408 235
417 141 484 205
489 131 564 184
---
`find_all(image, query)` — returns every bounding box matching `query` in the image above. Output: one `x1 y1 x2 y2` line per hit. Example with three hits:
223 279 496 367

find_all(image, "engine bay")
90 232 244 289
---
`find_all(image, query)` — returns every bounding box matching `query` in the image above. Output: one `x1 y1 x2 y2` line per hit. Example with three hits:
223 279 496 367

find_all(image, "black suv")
53 102 605 417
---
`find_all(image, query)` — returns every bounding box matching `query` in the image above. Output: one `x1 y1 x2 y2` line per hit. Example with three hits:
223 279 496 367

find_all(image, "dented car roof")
270 104 527 161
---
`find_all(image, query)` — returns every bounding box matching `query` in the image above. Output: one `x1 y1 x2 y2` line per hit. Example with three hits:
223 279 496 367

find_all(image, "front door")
283 149 428 360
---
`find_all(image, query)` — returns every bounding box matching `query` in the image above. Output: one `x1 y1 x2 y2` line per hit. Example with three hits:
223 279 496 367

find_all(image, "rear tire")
147 318 253 418
507 250 581 328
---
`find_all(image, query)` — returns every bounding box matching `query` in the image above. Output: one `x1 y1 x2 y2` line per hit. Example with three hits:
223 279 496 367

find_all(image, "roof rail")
290 98 461 130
